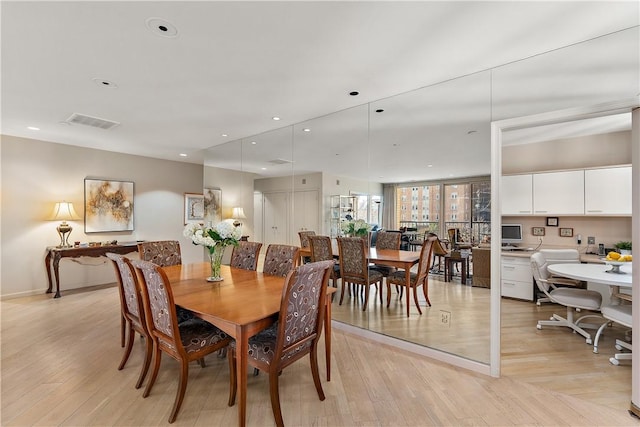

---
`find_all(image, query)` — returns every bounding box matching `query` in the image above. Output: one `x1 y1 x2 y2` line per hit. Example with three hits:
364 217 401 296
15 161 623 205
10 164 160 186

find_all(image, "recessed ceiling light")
261 167 267 170
145 17 178 38
272 116 281 121
251 141 257 145
467 130 477 134
92 78 118 89
179 153 187 157
375 109 384 113
27 126 40 131
303 128 311 132
349 91 359 96
221 133 228 137
427 164 433 168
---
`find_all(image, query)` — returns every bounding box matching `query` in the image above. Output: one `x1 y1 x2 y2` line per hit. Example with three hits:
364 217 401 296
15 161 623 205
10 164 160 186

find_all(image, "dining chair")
263 244 300 277
137 240 182 267
227 260 334 427
308 235 340 287
337 237 384 311
131 259 232 424
386 235 437 315
298 230 316 263
531 251 602 344
371 230 402 292
106 253 152 390
592 302 632 365
533 249 585 305
230 241 263 271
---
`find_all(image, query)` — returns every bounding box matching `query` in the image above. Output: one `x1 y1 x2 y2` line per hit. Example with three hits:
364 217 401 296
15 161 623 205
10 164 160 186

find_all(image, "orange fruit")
608 251 621 260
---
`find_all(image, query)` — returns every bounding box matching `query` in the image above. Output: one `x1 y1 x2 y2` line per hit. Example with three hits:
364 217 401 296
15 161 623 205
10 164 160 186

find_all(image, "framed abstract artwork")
184 193 205 224
84 179 134 232
203 188 222 224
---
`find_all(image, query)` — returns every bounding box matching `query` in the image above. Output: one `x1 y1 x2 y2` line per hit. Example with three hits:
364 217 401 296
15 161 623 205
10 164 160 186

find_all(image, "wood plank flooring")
1 278 637 425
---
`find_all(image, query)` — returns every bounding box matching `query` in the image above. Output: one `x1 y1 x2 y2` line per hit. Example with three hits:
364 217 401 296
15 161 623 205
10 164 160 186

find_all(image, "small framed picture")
532 227 545 236
184 193 204 224
559 227 573 237
546 217 559 227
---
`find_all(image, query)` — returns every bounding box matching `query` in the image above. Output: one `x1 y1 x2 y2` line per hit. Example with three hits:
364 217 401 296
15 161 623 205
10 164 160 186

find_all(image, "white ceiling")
1 1 638 182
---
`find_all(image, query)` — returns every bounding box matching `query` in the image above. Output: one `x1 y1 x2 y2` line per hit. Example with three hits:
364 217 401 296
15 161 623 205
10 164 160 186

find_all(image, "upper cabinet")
533 170 584 215
502 174 533 215
584 166 632 215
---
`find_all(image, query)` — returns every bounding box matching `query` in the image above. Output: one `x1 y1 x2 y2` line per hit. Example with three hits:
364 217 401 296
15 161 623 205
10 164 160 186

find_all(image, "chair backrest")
273 260 333 365
415 235 437 283
263 244 300 277
230 241 263 271
431 234 449 256
337 237 368 281
530 252 552 294
106 252 145 326
298 231 316 248
375 231 401 250
137 240 182 266
531 249 580 283
308 235 334 262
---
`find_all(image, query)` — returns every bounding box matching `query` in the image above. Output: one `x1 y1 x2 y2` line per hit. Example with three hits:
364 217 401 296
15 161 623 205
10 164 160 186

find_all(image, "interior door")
263 191 289 246
292 190 319 244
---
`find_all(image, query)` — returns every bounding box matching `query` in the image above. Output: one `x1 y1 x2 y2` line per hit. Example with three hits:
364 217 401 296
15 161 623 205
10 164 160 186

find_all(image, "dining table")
548 262 633 303
162 262 336 427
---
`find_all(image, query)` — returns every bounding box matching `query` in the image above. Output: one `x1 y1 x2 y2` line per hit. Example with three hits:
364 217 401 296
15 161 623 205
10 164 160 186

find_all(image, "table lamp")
49 201 81 247
231 207 246 227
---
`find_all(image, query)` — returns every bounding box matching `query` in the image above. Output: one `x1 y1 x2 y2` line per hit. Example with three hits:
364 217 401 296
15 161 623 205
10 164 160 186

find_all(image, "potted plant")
614 241 632 255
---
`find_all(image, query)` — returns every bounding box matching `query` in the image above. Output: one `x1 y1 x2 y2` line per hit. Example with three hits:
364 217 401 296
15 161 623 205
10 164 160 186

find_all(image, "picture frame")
532 227 545 236
546 217 559 227
559 227 574 237
84 178 134 233
203 188 222 225
184 193 205 224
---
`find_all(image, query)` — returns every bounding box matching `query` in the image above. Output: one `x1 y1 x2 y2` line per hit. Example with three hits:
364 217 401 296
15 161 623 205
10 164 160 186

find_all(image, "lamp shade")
49 201 80 221
232 207 246 219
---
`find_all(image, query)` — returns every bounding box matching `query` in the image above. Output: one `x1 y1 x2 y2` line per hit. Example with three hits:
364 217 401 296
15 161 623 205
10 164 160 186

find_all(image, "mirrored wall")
204 26 639 366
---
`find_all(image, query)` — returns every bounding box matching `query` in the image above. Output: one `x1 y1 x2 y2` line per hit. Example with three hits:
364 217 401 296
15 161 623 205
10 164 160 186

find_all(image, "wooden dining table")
162 262 335 427
299 245 422 317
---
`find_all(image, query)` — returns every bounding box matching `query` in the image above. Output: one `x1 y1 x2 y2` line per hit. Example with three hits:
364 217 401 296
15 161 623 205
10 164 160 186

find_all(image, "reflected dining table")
162 263 336 427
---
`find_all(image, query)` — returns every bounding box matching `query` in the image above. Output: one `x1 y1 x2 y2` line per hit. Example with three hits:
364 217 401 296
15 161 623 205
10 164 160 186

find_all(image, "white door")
292 190 319 245
263 192 289 246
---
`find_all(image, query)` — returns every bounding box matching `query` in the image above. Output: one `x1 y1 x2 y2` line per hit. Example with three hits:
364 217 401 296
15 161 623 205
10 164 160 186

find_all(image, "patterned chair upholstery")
106 253 152 390
228 260 334 427
131 259 231 424
230 241 263 271
137 240 182 267
372 231 401 278
386 235 437 315
337 237 384 311
263 244 300 277
308 235 340 286
298 231 316 263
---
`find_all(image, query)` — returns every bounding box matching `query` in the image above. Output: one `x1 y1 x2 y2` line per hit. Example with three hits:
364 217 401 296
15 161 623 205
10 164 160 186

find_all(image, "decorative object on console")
341 219 372 238
559 228 573 237
203 188 222 225
231 207 246 227
614 241 632 255
85 179 134 232
49 201 81 247
532 227 545 237
183 221 241 282
184 192 204 224
546 217 559 227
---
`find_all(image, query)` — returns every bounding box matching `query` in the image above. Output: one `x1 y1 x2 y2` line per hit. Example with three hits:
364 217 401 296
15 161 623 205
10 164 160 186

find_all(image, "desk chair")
534 249 585 305
592 302 632 365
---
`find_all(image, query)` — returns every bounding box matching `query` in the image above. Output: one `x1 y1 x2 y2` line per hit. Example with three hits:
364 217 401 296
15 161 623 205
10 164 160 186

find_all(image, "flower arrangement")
341 218 371 238
183 221 241 281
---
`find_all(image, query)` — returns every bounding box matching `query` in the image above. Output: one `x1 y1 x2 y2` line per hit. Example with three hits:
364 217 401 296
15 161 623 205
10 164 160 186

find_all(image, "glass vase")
207 245 225 282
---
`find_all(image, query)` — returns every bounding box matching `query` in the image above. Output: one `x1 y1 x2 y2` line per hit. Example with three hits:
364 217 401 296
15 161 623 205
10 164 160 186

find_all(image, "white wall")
0 135 203 298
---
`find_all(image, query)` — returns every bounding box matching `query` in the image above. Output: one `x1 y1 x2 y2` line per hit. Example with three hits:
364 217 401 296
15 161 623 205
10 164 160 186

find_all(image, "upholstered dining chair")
308 235 340 287
137 240 182 267
298 230 316 263
263 244 300 277
531 251 602 344
227 260 334 427
131 259 232 424
386 235 437 315
593 302 632 365
230 241 263 271
371 230 402 292
533 249 585 305
106 253 152 390
337 237 384 311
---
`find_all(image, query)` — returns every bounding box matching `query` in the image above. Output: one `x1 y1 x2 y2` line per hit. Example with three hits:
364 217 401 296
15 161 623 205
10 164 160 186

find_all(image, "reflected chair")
137 240 182 267
308 235 340 287
230 241 263 271
430 234 449 275
227 260 334 427
371 230 402 294
298 231 316 263
337 237 384 311
263 244 300 277
106 253 152 390
531 252 602 344
131 259 232 423
470 246 491 288
534 249 585 305
386 235 437 315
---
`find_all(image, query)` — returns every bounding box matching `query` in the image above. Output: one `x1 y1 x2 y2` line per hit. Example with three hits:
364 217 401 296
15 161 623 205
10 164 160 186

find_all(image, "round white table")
548 263 632 288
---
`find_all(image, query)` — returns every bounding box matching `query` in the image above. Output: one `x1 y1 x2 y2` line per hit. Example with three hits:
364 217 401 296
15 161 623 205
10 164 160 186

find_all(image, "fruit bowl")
601 258 632 274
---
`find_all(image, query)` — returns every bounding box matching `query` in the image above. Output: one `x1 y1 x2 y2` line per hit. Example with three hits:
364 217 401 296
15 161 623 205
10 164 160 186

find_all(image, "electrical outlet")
440 310 451 327
588 236 596 245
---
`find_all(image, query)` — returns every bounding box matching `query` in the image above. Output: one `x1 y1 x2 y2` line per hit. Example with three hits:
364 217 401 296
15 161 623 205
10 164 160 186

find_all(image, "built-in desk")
45 243 139 298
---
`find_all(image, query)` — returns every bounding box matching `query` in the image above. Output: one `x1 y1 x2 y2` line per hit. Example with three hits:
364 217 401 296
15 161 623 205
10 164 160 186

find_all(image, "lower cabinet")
501 255 534 301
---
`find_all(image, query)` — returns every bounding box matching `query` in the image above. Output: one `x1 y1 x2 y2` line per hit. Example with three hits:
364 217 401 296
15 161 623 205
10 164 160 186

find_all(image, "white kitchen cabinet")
584 166 631 215
501 174 533 215
501 255 534 301
533 170 584 215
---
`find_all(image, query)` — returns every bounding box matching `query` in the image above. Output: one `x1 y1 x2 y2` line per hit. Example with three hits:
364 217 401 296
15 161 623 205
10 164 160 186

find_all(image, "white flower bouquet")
341 219 371 238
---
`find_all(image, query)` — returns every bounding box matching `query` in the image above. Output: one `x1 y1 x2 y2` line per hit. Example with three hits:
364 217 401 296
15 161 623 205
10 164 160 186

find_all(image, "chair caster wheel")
549 316 554 321
615 344 623 351
610 358 620 366
593 347 598 354
586 338 592 345
536 324 542 330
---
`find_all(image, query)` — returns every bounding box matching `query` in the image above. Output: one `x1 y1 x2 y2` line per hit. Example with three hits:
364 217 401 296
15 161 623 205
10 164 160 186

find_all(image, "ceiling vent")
65 113 120 130
268 158 293 165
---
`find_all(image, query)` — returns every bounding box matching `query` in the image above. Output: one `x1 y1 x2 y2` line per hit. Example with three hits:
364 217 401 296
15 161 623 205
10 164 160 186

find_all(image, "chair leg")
592 320 611 354
268 368 284 427
362 283 370 311
339 280 346 305
412 285 423 315
143 343 162 398
198 358 206 368
228 348 237 406
386 281 392 307
168 358 190 423
422 280 431 307
118 323 135 370
309 345 325 401
120 314 126 347
135 333 153 389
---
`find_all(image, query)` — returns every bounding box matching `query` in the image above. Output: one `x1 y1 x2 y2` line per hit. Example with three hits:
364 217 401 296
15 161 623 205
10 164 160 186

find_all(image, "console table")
45 243 139 298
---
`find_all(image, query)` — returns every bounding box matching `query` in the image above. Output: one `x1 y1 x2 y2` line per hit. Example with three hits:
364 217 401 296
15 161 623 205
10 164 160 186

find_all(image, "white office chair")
534 249 584 305
592 302 632 365
531 251 602 344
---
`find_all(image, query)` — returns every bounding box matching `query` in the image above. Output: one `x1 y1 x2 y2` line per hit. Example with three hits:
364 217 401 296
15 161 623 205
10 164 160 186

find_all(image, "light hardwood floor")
1 282 638 426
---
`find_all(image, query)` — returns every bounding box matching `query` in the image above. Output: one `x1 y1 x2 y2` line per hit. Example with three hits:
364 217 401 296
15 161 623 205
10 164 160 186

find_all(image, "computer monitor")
501 224 523 245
